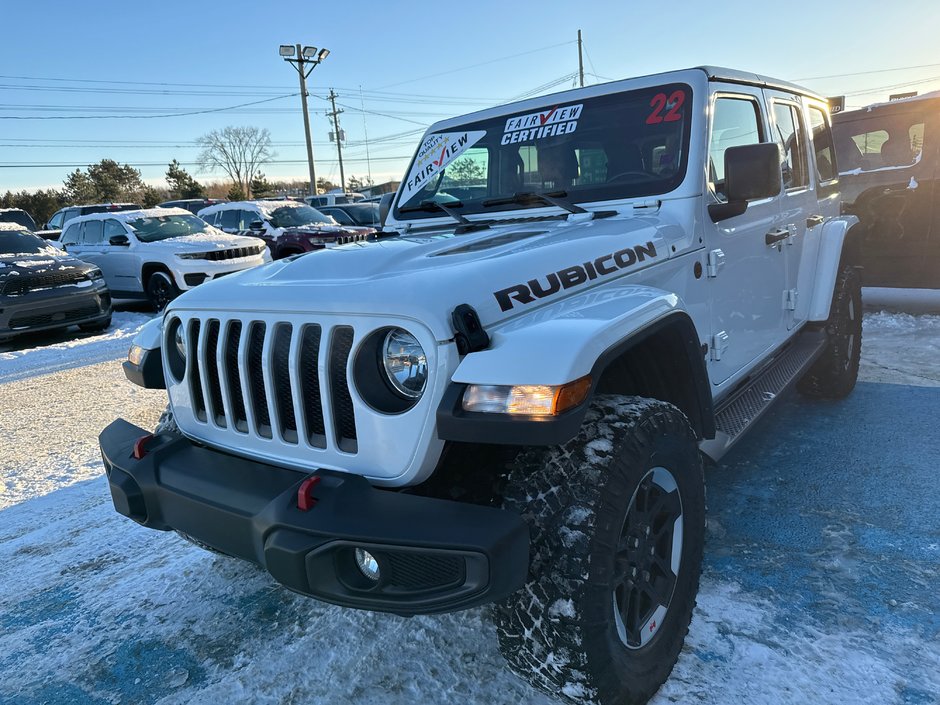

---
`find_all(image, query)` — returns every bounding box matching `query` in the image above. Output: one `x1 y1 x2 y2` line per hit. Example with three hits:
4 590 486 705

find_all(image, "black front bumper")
99 419 529 615
0 283 111 341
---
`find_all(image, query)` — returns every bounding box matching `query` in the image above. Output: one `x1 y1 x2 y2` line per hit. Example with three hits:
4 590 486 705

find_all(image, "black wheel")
78 315 112 333
495 395 705 705
798 265 862 399
146 271 180 311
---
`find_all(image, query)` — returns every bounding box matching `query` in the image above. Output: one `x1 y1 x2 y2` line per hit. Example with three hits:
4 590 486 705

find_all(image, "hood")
277 223 371 238
142 233 264 252
167 213 676 340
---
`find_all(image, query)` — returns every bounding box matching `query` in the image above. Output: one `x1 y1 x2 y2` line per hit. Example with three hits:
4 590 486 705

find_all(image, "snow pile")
0 310 155 384
860 310 940 386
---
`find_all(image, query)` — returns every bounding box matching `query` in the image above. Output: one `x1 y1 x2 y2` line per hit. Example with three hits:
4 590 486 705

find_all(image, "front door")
703 89 788 386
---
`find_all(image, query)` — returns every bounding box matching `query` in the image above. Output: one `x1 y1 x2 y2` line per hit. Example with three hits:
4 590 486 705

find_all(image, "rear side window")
833 111 925 172
709 96 764 199
82 220 104 244
808 106 837 182
772 102 809 190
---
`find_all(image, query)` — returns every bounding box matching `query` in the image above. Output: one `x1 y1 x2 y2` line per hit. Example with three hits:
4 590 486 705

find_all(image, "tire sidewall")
147 271 178 311
582 413 705 699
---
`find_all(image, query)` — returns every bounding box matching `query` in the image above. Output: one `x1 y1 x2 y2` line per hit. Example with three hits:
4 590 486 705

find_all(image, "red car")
198 200 374 259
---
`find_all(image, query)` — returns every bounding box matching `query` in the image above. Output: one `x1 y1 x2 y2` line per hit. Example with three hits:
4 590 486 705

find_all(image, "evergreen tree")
166 160 206 199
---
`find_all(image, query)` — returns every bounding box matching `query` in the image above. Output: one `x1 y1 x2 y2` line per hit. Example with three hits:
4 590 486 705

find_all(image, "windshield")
126 214 212 242
0 230 58 256
268 205 333 228
0 210 37 231
394 83 692 220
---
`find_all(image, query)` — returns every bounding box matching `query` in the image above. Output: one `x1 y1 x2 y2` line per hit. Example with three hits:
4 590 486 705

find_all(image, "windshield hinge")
632 200 662 211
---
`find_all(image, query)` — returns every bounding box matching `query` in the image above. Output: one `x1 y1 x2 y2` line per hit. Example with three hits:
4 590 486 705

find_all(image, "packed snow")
1 296 938 704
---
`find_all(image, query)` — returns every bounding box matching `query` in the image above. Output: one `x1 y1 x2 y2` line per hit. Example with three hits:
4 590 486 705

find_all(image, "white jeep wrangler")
101 66 860 705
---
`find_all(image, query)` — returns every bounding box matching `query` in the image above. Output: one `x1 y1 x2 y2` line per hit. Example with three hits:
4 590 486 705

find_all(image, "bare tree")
196 126 275 198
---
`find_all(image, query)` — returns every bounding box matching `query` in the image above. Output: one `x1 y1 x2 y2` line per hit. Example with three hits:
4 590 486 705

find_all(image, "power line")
794 62 940 82
0 93 298 120
0 156 413 169
375 40 576 90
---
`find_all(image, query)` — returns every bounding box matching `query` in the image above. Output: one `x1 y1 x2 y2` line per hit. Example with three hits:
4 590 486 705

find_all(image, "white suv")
61 207 270 310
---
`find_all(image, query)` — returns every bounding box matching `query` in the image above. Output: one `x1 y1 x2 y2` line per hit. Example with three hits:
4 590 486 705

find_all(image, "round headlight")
174 323 186 360
382 329 427 399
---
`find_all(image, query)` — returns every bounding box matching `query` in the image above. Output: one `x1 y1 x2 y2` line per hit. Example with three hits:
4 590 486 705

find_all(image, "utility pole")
279 44 330 197
327 89 346 195
577 29 584 88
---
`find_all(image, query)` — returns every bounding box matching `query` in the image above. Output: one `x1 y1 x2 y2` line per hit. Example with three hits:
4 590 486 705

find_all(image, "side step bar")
700 330 827 463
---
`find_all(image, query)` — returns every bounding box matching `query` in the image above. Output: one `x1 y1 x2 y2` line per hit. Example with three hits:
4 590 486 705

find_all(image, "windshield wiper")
396 199 491 234
481 190 587 214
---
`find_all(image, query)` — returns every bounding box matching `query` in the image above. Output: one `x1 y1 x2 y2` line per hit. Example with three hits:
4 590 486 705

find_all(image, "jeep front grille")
183 315 358 453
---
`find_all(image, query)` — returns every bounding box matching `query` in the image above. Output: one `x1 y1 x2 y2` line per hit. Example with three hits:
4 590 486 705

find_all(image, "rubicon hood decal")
401 130 486 206
493 241 658 312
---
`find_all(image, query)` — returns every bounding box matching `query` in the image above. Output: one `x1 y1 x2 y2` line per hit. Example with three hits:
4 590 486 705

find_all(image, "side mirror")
249 220 265 231
109 234 130 246
709 143 781 222
378 192 395 226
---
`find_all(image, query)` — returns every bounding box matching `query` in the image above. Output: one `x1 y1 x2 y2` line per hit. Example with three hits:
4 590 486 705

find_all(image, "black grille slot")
204 320 225 427
272 323 297 442
0 268 87 296
300 325 325 446
246 321 271 437
189 319 206 421
385 553 464 590
225 321 247 431
329 326 357 448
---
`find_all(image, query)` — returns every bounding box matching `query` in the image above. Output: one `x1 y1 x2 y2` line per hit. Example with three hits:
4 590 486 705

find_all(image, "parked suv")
43 203 142 241
102 67 860 705
318 202 381 227
198 200 373 259
158 198 228 215
833 93 939 288
304 191 365 207
61 207 269 310
0 208 39 232
0 223 111 342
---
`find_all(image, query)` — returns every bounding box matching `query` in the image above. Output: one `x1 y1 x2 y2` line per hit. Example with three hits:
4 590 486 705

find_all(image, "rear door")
72 219 109 283
101 219 142 293
765 91 815 329
703 88 789 386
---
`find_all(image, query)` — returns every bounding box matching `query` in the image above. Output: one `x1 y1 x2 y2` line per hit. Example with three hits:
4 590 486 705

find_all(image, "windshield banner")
501 103 583 145
401 130 486 205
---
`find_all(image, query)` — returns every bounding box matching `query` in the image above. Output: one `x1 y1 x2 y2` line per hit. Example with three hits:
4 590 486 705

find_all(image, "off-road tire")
78 315 112 333
798 265 862 399
495 395 705 705
154 404 232 558
146 270 180 312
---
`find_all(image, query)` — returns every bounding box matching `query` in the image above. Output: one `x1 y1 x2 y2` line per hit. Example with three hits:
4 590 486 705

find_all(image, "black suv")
0 225 112 342
0 208 39 232
43 203 142 241
158 198 228 215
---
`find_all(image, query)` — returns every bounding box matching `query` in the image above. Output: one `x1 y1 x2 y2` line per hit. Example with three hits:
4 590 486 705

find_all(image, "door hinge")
784 288 798 310
710 331 730 361
706 249 725 278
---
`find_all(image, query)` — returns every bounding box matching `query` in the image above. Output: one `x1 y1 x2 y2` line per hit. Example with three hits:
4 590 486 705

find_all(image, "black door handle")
765 229 789 246
806 215 825 228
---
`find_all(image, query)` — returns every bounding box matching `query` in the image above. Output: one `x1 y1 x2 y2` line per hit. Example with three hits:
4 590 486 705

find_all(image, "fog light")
355 548 381 582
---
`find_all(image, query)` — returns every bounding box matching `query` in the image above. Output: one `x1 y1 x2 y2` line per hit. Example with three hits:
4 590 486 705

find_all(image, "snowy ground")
1 297 938 705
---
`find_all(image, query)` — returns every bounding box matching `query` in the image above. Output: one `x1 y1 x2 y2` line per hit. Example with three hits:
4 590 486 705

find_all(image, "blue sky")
1 0 938 192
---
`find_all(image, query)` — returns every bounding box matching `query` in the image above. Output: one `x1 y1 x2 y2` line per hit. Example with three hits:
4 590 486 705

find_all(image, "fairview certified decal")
493 241 658 312
400 130 486 205
501 103 583 145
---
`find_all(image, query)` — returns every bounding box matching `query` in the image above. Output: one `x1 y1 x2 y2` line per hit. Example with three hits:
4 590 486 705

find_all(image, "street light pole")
280 44 330 197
